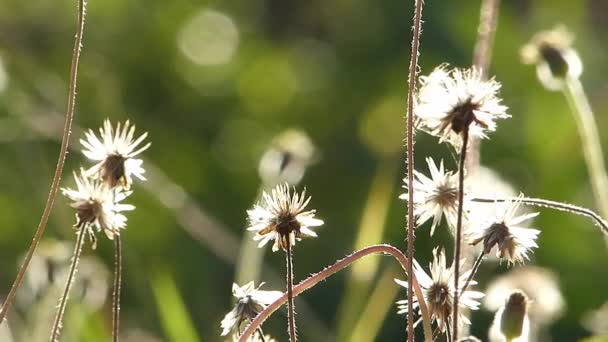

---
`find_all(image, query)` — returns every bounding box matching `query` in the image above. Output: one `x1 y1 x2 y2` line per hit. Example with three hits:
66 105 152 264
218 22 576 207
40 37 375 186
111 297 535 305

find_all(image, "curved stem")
238 244 433 342
470 196 608 236
50 227 86 342
112 236 123 342
286 243 297 341
563 77 608 248
452 128 469 340
405 0 425 340
0 0 87 324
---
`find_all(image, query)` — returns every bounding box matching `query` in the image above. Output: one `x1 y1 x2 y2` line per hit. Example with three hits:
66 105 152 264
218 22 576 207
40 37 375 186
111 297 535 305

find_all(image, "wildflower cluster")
51 119 149 341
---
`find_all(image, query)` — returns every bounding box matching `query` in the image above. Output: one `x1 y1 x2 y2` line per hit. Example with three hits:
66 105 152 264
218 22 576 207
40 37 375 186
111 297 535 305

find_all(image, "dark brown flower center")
450 100 483 134
101 154 127 188
434 185 458 207
428 283 451 319
275 213 300 237
76 201 102 229
539 43 569 78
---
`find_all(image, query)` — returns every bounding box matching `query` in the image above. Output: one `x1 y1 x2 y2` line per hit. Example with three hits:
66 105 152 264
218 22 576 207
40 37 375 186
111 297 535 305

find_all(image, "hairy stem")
50 227 86 342
405 0 425 340
563 78 608 227
286 243 297 341
452 128 469 340
470 196 608 236
238 244 433 342
0 0 87 324
112 236 123 342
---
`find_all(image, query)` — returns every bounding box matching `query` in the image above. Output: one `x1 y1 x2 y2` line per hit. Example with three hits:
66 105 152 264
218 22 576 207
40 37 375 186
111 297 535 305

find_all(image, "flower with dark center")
415 64 510 148
400 157 462 235
62 169 134 244
220 282 282 336
247 183 323 252
395 248 484 333
468 196 540 265
81 119 151 190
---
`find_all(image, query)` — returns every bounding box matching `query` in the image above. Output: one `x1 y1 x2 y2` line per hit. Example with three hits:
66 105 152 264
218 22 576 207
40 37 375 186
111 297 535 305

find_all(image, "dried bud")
521 26 583 90
500 291 529 340
258 129 316 186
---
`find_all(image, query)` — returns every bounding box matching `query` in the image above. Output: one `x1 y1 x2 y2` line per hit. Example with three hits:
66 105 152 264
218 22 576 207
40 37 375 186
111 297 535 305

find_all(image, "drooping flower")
395 248 484 333
247 183 323 252
415 64 510 148
258 129 316 186
400 157 460 235
220 282 282 336
520 26 582 90
62 169 134 244
468 196 540 265
80 119 151 190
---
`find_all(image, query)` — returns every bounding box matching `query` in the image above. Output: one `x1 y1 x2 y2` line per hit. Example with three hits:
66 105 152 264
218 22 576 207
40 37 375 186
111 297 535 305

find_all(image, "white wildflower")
468 196 540 265
62 169 134 243
395 247 484 333
247 183 323 252
81 119 151 189
220 282 282 336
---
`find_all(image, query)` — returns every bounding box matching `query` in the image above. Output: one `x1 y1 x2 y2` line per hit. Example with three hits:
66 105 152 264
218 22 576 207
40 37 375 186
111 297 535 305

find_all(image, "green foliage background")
0 0 607 341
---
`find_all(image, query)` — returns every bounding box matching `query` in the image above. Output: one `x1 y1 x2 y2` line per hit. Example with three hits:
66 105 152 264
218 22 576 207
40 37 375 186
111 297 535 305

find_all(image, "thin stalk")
467 0 501 182
238 244 434 342
405 0 425 340
112 236 123 342
563 77 608 220
0 0 87 324
286 243 296 341
470 196 608 236
50 227 86 342
452 128 469 340
460 253 484 296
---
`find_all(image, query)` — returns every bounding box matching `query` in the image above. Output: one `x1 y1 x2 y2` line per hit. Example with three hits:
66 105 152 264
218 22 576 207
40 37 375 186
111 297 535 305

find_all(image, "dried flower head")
415 64 510 148
468 196 540 265
220 282 282 336
400 157 460 235
395 248 484 332
521 26 582 90
484 266 565 325
81 119 151 190
62 169 134 244
258 129 316 186
247 183 323 252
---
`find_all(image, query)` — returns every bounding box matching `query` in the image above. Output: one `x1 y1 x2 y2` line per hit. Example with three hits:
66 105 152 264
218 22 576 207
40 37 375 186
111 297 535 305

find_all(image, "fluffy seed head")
415 64 510 148
247 183 323 252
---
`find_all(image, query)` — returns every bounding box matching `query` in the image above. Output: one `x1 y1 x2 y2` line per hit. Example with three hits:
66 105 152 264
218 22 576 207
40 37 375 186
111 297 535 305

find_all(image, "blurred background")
0 0 607 341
